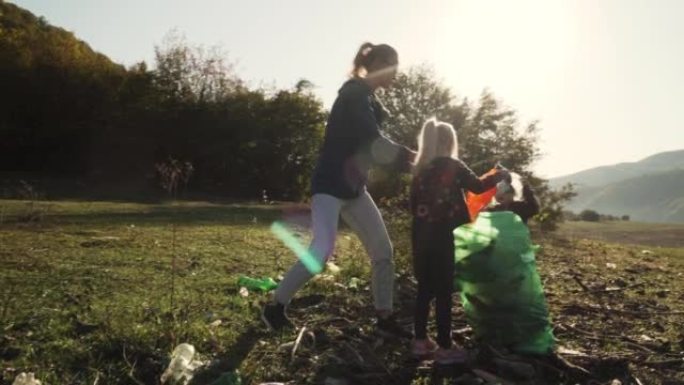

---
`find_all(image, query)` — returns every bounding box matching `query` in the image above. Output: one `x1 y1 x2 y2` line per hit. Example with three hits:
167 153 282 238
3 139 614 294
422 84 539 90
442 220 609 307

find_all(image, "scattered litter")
556 346 588 357
638 334 653 342
209 319 222 328
641 250 653 256
348 277 362 290
239 287 249 297
12 373 41 385
237 276 278 292
606 262 617 269
160 343 205 385
290 326 308 364
326 261 341 274
314 274 335 282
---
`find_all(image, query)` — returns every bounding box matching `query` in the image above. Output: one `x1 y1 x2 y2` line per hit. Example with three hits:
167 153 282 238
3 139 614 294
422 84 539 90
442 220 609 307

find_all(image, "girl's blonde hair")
413 118 458 173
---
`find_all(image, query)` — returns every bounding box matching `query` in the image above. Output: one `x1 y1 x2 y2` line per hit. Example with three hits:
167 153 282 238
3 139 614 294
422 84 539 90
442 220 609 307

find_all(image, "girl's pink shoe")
411 338 438 357
434 347 468 364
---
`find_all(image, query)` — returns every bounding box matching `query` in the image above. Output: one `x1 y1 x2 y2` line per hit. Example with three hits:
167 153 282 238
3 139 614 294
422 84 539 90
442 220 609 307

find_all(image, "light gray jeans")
274 192 395 311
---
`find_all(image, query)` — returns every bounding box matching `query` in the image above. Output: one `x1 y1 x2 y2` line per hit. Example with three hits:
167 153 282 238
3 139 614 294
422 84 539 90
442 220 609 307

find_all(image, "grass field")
0 199 682 385
559 220 684 248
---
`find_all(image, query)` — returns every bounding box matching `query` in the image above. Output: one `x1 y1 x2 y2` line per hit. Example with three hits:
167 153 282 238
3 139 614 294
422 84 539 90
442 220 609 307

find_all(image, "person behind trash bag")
485 172 540 225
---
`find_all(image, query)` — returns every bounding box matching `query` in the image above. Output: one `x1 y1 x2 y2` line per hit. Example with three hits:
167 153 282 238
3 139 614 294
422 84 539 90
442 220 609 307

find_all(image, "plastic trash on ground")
12 373 41 385
160 343 205 385
326 261 341 274
348 277 362 289
237 276 278 292
454 211 555 354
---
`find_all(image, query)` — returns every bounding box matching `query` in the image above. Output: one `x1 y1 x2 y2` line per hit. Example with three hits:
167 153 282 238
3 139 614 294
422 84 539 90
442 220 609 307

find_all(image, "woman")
262 42 416 338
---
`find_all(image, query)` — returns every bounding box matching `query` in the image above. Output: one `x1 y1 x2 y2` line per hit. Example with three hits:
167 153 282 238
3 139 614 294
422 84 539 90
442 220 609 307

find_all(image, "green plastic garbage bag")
454 211 554 354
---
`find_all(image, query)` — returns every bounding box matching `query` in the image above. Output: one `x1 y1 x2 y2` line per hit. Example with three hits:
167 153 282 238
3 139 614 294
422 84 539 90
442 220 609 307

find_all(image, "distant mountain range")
550 150 684 223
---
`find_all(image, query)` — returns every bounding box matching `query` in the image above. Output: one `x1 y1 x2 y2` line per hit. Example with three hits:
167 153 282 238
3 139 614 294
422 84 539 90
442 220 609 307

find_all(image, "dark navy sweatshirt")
311 78 414 199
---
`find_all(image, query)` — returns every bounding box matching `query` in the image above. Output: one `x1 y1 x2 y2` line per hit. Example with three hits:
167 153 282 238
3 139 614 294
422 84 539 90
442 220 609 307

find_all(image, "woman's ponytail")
351 42 375 77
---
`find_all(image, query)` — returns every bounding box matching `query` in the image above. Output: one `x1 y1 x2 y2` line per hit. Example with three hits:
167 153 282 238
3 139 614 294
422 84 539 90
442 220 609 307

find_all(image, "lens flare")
270 221 323 275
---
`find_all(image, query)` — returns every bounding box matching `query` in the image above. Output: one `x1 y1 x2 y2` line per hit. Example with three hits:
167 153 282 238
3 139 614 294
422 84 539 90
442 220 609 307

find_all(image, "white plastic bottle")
160 343 196 384
12 373 42 385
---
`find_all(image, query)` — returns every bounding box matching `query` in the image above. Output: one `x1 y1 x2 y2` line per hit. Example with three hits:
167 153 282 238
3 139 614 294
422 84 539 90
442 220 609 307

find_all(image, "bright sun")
436 0 576 98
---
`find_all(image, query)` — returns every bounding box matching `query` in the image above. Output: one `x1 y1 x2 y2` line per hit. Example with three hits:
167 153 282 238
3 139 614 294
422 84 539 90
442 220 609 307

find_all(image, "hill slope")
564 169 684 223
552 150 684 223
551 150 684 189
0 0 126 172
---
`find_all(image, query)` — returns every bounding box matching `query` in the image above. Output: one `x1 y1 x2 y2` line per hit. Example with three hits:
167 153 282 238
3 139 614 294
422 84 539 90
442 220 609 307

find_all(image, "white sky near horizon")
12 0 684 178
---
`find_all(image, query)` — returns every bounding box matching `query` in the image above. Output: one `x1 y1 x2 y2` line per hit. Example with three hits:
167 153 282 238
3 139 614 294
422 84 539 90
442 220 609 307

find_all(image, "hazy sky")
12 0 684 178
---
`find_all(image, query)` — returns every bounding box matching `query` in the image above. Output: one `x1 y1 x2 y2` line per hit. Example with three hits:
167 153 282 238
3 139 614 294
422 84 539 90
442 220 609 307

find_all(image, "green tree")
378 66 456 146
458 90 540 176
535 182 577 231
374 66 572 230
374 67 540 194
153 30 242 105
0 1 126 174
579 209 601 222
1 5 326 201
150 35 325 199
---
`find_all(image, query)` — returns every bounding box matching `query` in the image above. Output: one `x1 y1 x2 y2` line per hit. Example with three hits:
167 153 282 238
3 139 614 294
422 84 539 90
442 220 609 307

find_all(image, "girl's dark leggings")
412 223 455 349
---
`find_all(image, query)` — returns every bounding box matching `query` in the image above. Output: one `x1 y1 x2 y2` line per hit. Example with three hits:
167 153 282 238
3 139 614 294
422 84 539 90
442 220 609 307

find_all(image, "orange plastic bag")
466 168 498 221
